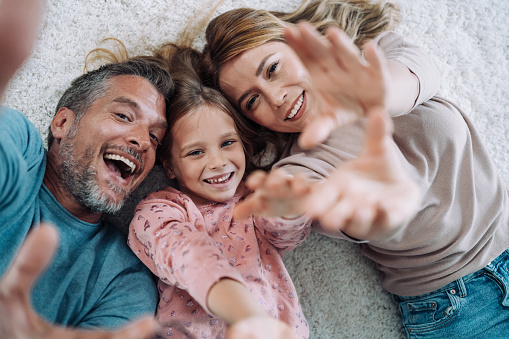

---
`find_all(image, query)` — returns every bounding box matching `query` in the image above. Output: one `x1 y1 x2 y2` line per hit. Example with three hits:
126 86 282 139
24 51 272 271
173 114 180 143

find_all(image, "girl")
196 0 509 337
127 46 311 339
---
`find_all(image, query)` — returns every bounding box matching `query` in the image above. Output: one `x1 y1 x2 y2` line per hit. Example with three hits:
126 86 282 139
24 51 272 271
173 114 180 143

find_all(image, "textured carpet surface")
3 1 508 338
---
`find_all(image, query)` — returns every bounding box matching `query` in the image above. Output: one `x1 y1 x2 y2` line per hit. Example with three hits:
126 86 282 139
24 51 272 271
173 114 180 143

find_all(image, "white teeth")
104 153 136 173
287 93 304 120
206 173 231 184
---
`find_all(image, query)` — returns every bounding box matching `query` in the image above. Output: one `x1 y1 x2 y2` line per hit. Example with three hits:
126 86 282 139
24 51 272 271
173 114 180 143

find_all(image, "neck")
44 155 102 224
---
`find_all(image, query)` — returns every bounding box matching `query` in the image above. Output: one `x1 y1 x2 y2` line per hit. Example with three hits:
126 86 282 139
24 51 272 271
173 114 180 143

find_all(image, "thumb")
298 115 337 149
2 223 59 294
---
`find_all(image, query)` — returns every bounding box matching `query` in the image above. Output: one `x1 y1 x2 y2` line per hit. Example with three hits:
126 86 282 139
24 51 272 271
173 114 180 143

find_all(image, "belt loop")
453 277 467 297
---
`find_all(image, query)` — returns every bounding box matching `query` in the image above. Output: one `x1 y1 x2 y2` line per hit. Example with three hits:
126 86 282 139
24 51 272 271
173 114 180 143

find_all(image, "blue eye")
222 140 235 148
188 150 203 157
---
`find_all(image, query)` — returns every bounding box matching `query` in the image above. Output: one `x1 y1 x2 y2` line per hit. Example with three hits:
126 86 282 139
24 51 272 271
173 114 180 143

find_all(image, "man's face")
57 75 167 213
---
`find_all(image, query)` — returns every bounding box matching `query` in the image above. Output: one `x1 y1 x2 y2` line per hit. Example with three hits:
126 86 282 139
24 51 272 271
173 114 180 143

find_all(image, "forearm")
207 278 266 325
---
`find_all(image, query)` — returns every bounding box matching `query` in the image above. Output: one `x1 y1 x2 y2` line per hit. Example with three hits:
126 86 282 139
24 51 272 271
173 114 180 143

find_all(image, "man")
0 0 173 337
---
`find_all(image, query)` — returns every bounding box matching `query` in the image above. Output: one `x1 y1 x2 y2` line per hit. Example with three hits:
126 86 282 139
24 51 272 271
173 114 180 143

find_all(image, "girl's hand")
305 109 421 241
226 315 298 339
234 168 310 220
0 224 158 339
284 22 390 149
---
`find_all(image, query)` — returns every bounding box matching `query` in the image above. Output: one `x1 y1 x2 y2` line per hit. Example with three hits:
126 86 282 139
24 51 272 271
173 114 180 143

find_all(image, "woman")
198 0 509 337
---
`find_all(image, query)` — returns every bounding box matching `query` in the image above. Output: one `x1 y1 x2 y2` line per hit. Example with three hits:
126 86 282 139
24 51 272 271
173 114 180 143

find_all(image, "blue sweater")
0 107 158 329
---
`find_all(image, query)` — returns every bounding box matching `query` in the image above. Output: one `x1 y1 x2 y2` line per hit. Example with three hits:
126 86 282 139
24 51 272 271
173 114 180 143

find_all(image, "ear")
51 108 75 141
162 158 176 180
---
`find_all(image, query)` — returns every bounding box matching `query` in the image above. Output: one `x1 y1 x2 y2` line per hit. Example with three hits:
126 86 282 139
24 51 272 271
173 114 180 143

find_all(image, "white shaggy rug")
3 0 508 338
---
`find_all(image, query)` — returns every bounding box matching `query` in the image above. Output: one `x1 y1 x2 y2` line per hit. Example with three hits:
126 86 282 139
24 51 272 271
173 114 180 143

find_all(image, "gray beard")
58 140 127 214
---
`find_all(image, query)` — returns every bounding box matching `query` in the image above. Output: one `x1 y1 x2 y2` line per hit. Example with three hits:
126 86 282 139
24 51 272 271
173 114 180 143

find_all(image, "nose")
208 151 227 170
266 85 286 109
127 124 151 151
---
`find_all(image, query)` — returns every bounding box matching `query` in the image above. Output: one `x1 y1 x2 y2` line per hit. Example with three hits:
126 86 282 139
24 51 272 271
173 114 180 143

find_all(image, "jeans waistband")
393 247 509 303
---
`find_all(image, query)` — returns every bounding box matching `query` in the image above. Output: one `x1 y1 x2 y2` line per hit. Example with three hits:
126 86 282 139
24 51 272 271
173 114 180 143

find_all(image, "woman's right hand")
284 22 390 149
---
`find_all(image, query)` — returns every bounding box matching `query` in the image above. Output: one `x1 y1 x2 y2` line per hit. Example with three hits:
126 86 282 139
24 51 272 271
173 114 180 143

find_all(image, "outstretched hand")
0 224 158 339
226 315 298 339
233 168 310 220
0 0 45 99
305 108 420 241
284 22 390 149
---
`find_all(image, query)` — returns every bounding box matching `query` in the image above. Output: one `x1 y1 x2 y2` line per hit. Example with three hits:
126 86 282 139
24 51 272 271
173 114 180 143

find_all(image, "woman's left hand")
284 22 390 149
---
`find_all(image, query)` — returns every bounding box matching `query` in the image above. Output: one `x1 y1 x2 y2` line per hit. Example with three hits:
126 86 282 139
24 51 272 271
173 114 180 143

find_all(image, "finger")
49 316 158 339
362 41 386 76
244 170 267 191
324 26 363 70
290 173 311 196
298 115 337 149
2 224 59 294
234 196 262 220
317 199 352 233
285 22 336 74
344 205 377 239
107 316 158 339
264 168 292 190
304 178 344 216
360 107 392 157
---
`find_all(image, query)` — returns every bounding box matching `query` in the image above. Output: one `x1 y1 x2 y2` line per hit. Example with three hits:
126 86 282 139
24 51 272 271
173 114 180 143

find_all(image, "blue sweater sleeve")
0 106 46 215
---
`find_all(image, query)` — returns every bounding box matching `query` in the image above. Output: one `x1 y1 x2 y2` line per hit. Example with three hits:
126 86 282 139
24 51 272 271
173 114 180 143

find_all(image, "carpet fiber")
4 0 508 337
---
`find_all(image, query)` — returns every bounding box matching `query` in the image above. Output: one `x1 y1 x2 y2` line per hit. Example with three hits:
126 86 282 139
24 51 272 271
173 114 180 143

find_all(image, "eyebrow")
113 96 139 109
237 53 275 109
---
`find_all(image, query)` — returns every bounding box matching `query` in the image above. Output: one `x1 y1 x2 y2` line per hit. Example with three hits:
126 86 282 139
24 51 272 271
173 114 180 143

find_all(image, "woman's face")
219 41 316 133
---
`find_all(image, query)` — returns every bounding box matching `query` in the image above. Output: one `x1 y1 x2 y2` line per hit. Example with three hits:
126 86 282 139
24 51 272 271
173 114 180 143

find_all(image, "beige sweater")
275 31 509 297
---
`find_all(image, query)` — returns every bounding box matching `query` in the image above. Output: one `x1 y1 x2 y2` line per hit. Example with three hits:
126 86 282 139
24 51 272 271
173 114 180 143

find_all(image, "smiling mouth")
285 91 304 121
104 153 136 180
204 172 233 184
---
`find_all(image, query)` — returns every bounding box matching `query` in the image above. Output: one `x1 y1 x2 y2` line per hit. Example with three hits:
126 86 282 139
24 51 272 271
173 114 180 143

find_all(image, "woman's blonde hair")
201 0 400 88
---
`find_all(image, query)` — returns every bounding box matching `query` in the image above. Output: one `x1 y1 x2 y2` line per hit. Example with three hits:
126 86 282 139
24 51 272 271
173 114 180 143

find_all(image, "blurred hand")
234 168 310 220
226 315 299 339
0 223 158 339
0 0 45 99
305 108 421 241
284 22 390 149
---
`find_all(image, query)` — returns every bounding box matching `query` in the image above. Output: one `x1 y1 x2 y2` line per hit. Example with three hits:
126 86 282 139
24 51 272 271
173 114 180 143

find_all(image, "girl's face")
219 41 316 133
163 106 246 205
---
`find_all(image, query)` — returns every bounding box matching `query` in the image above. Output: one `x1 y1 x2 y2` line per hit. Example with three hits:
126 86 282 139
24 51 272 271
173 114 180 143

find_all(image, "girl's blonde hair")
201 0 400 88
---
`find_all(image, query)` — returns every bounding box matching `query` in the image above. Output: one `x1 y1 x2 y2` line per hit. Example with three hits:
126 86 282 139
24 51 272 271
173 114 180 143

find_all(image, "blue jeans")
392 248 509 338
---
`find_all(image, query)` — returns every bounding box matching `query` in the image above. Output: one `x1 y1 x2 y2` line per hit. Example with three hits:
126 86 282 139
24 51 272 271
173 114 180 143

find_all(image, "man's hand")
0 0 45 99
0 224 158 339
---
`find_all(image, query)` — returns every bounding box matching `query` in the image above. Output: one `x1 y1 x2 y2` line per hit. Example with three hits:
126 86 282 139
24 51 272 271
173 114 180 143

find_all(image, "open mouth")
204 172 233 184
104 153 136 180
285 91 304 121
